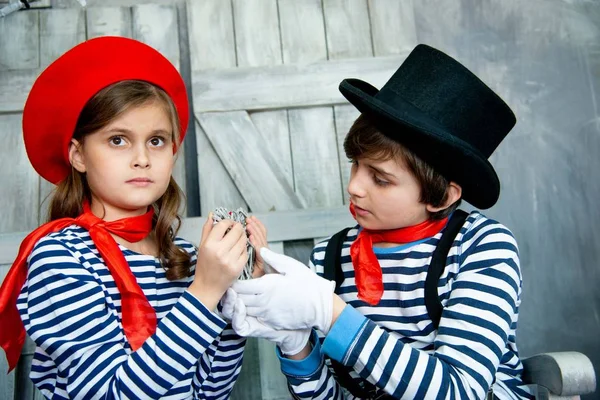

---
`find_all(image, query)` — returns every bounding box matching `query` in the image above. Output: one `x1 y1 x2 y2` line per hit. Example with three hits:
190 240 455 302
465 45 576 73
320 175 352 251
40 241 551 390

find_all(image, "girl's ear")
68 139 86 173
426 182 462 213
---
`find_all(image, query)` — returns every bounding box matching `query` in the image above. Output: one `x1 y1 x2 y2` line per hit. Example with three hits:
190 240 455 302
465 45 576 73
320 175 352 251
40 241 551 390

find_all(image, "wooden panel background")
1 0 600 399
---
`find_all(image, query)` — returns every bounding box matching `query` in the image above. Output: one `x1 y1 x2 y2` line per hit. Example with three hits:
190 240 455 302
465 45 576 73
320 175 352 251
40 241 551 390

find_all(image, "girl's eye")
109 136 126 146
149 136 166 147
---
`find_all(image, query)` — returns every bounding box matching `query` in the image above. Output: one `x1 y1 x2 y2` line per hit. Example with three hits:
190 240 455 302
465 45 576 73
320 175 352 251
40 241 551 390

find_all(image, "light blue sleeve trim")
277 330 323 377
322 305 368 363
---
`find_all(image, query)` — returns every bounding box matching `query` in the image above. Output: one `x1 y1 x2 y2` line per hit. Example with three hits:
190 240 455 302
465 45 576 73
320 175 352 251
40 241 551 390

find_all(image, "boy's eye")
374 176 390 187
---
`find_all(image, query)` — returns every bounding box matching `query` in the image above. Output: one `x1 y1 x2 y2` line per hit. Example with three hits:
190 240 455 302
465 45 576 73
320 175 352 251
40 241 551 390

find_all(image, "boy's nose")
347 173 366 198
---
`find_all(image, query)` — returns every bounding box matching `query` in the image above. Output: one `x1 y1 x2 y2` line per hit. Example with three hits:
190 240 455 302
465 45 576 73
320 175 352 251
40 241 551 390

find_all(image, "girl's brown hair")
47 80 192 280
344 114 461 220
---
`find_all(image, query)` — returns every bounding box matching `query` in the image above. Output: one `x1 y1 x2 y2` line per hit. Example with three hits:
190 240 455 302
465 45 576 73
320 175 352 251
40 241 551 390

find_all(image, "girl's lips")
127 178 153 187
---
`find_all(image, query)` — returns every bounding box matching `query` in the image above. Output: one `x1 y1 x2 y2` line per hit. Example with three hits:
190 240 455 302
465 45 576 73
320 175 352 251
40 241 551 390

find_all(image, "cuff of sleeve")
322 305 367 363
180 290 227 333
277 330 323 378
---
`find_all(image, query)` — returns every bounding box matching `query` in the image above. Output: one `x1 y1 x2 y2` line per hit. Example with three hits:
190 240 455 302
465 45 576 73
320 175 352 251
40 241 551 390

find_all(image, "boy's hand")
189 214 248 310
232 248 335 333
246 216 268 278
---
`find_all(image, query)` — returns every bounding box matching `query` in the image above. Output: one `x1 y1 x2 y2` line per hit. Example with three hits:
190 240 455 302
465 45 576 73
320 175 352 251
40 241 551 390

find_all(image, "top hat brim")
340 78 500 209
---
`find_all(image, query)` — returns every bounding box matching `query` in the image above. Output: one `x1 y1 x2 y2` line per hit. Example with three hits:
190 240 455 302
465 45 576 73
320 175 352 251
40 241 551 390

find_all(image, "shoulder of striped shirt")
309 212 516 261
29 225 198 258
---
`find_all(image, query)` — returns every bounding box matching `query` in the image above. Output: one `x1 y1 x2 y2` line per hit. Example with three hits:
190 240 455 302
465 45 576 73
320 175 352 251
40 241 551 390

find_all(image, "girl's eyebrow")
102 127 172 136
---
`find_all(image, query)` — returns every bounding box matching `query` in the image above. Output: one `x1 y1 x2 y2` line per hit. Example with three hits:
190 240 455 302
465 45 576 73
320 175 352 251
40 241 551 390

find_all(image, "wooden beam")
196 111 305 212
192 54 407 112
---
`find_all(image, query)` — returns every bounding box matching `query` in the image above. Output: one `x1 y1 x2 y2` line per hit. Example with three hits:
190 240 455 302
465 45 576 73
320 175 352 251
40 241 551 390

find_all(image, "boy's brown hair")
344 114 461 220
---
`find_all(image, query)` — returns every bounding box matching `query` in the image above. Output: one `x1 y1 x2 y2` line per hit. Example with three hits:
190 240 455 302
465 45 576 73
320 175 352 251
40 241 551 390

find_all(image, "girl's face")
347 156 431 230
69 100 175 220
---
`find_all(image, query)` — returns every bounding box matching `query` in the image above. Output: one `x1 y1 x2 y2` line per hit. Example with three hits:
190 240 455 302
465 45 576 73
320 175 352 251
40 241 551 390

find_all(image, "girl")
0 36 267 399
227 44 533 400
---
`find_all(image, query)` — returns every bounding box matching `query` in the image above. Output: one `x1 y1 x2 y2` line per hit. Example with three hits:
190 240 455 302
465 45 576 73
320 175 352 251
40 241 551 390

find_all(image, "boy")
226 44 532 400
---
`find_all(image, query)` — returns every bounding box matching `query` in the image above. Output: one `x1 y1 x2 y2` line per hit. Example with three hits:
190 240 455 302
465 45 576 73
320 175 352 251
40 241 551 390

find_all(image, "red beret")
22 36 189 184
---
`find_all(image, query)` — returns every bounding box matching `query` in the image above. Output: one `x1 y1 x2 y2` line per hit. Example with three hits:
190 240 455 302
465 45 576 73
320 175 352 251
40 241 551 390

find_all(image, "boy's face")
347 156 429 230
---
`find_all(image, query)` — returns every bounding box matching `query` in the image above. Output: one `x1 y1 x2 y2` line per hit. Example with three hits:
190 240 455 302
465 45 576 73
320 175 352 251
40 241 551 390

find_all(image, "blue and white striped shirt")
278 212 533 400
16 225 245 399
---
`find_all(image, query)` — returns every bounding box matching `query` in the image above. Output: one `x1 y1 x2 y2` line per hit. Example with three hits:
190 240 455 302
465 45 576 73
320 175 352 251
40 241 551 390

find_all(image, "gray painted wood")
39 9 85 68
0 69 38 112
279 0 342 209
86 6 133 38
288 107 343 207
0 10 39 70
333 104 360 201
187 0 235 71
191 55 405 113
522 352 596 396
368 0 418 56
187 0 248 216
0 114 39 234
197 111 305 212
323 0 373 59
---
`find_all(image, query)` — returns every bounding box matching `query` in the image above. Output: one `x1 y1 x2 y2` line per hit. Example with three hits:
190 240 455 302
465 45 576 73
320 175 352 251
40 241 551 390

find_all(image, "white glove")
231 247 335 334
221 288 311 355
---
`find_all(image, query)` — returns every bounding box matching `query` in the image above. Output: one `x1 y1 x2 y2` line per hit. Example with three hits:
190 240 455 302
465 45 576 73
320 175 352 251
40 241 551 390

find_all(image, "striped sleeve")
18 236 229 399
285 219 524 399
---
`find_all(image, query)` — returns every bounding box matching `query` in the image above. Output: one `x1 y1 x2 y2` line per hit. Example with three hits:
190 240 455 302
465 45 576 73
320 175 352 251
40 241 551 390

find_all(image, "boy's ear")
426 182 462 213
68 139 86 173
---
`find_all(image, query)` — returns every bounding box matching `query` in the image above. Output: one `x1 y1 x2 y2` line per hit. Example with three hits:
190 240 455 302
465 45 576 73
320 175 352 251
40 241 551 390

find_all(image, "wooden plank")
187 0 235 71
0 68 39 112
194 121 247 216
197 111 305 212
132 4 180 70
187 0 246 216
0 10 39 70
333 104 360 202
86 6 133 38
233 0 281 67
0 207 354 264
288 107 343 207
39 8 86 68
368 0 418 56
0 114 39 234
323 0 373 59
233 0 293 188
278 0 327 64
191 54 405 112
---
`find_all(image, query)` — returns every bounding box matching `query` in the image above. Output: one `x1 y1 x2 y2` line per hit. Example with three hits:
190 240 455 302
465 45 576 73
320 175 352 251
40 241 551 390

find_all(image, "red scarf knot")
348 204 448 306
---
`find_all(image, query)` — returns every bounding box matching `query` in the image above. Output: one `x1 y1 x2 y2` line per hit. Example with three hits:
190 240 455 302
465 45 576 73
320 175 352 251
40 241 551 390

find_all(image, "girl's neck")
89 198 150 222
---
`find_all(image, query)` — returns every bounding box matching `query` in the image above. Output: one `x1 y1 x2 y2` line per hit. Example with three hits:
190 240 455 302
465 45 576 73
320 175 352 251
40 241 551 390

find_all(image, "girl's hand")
189 213 248 310
246 216 268 278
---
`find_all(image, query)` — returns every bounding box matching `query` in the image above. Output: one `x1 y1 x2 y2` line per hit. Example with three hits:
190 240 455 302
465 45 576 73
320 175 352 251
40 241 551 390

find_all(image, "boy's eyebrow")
368 165 396 178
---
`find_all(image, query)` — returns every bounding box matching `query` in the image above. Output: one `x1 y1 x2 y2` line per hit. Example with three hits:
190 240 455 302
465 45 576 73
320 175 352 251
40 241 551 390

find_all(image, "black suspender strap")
323 227 352 292
424 209 469 329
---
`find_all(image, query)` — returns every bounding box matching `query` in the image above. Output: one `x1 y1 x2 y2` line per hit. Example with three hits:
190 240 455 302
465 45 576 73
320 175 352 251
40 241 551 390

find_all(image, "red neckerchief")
349 204 448 305
0 202 155 371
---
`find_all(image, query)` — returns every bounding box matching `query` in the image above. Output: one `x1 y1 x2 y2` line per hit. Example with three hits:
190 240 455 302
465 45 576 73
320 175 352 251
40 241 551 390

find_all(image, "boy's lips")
353 204 371 216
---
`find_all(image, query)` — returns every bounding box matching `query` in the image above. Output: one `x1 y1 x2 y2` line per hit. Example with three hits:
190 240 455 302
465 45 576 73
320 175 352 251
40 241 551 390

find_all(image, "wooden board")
0 10 39 70
368 0 418 56
197 111 305 212
323 0 373 59
191 54 405 112
86 6 133 38
39 8 85 68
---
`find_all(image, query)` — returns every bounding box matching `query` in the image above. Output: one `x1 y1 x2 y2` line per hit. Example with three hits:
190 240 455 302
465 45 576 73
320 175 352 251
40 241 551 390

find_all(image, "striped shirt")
278 212 533 400
16 225 245 399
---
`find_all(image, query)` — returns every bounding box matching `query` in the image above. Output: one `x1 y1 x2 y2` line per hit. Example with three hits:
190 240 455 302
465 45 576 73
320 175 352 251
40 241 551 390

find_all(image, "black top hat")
339 44 516 209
